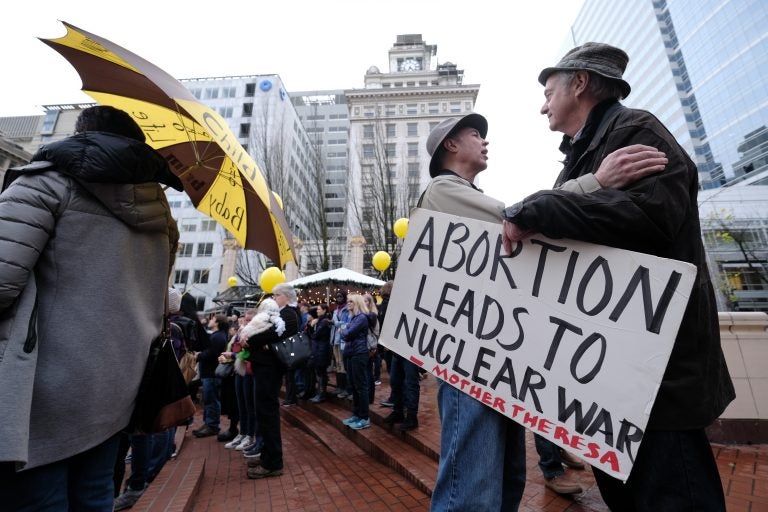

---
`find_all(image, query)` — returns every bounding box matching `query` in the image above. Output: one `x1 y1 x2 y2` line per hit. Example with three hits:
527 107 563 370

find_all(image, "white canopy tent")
287 268 385 304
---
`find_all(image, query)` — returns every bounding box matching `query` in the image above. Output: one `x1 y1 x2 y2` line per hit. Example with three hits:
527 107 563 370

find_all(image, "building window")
408 162 420 177
386 124 396 137
201 219 217 231
219 106 233 118
385 143 396 158
407 123 418 137
363 124 374 139
407 142 419 157
177 243 193 257
222 87 237 98
450 101 461 113
406 104 418 115
242 103 253 116
181 222 197 232
363 144 375 158
204 88 219 99
193 269 210 284
239 123 250 137
174 269 189 285
197 243 214 257
245 83 256 96
428 103 439 114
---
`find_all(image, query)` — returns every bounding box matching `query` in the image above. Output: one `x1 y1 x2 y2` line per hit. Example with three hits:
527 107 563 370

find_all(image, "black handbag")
269 332 311 370
127 318 196 434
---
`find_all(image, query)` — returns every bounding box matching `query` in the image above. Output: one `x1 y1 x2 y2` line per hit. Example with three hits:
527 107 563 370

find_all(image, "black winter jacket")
504 102 734 430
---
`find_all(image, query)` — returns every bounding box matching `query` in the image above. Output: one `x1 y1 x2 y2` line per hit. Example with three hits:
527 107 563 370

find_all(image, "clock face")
400 58 421 72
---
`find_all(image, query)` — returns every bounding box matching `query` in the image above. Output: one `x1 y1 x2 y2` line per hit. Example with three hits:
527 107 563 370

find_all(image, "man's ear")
572 70 590 98
443 137 458 154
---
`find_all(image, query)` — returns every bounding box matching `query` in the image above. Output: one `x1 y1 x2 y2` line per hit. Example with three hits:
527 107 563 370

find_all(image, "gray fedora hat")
426 113 488 177
538 42 631 99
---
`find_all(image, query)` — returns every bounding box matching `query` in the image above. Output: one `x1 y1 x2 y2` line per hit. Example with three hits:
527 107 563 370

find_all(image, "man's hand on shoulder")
594 144 667 188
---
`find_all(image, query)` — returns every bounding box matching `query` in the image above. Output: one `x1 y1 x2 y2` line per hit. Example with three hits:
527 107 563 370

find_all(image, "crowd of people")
114 280 416 508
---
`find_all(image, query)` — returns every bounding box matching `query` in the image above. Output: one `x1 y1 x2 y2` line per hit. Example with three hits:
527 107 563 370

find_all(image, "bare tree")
349 118 419 279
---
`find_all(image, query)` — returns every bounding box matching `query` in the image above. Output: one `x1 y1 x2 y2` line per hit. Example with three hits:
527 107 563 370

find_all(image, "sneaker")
247 456 263 467
545 474 584 495
309 394 326 403
234 435 254 451
399 415 419 432
113 487 146 511
281 400 297 407
192 425 220 438
350 418 371 430
379 399 394 408
336 391 349 399
224 434 245 449
383 411 404 424
374 380 382 386
243 446 262 459
217 429 239 442
247 465 283 479
559 449 586 470
342 415 360 426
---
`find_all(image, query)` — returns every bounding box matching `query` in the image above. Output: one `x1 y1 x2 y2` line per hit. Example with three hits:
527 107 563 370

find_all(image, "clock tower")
389 34 435 73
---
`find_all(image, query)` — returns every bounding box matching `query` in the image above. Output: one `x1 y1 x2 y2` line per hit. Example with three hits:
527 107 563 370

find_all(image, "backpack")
366 316 380 351
170 318 198 384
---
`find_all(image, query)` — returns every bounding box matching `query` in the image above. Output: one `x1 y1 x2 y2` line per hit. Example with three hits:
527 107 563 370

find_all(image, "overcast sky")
2 0 584 203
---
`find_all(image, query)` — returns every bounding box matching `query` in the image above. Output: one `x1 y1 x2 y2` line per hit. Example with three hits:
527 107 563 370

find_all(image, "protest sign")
378 208 696 481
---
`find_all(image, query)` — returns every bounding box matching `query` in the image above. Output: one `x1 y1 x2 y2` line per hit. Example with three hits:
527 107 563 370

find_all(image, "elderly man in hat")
503 42 735 511
421 112 528 512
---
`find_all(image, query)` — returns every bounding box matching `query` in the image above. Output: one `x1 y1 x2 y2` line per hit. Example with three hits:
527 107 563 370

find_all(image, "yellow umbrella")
41 21 295 266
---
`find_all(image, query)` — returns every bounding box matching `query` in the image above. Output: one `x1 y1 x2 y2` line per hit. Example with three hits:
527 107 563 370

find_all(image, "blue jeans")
389 354 421 415
235 374 257 437
347 353 370 420
431 380 526 512
126 430 174 491
534 434 564 479
593 429 726 511
0 433 120 511
201 377 221 429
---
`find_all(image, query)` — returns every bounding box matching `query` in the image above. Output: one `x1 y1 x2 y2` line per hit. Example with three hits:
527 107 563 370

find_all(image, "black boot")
383 410 405 424
399 413 418 432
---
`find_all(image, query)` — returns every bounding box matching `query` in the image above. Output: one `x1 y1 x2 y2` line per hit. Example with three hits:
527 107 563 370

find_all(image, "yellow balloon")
272 191 283 210
393 217 409 239
227 276 238 287
372 251 391 272
259 266 285 293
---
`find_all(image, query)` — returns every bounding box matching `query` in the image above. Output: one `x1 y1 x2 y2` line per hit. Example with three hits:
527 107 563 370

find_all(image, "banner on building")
379 208 696 481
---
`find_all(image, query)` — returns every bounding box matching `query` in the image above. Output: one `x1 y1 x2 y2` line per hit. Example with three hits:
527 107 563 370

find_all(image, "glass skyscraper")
566 0 768 188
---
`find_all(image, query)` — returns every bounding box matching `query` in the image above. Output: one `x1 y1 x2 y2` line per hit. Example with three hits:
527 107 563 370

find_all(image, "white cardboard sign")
379 208 696 480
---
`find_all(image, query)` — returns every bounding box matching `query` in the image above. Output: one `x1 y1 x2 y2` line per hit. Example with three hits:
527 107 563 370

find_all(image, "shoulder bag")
269 332 311 370
127 316 196 434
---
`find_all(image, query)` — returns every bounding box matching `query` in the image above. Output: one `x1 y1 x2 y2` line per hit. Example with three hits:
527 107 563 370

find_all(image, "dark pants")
534 434 564 479
253 364 284 471
0 434 120 511
235 374 257 437
367 354 376 404
126 430 174 490
390 354 421 415
348 353 370 420
593 429 726 511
